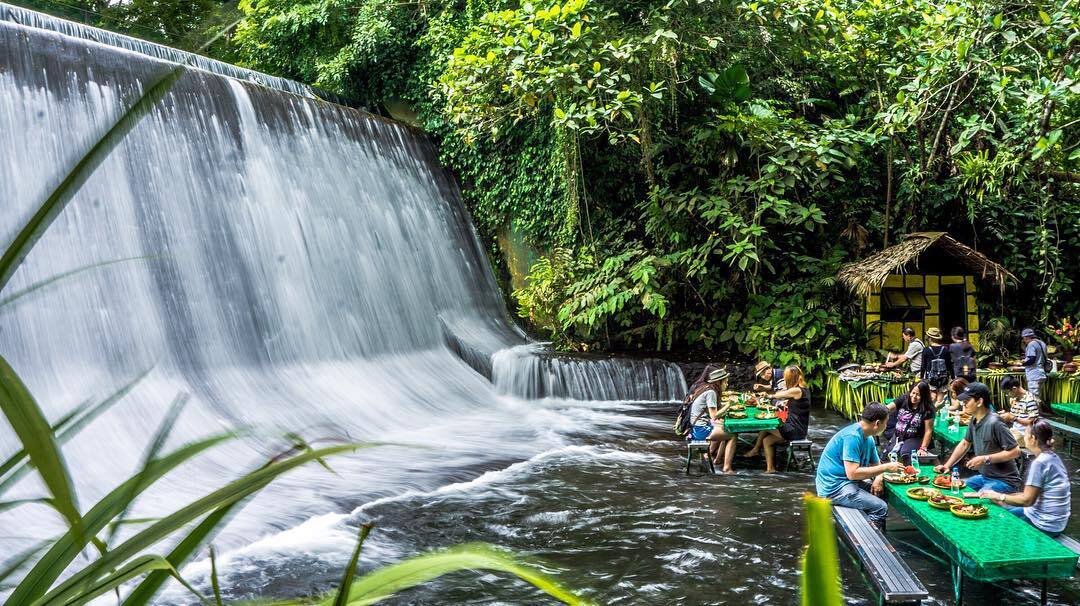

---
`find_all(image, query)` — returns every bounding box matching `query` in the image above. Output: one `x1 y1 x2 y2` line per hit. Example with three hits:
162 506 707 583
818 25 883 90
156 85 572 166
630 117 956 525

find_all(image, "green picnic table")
721 406 781 433
1051 402 1080 426
933 414 967 449
885 480 1077 604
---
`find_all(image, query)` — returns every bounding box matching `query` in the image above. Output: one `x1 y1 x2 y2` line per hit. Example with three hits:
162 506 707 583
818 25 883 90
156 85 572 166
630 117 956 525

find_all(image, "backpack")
1035 339 1052 373
953 343 976 377
925 346 949 387
674 390 709 438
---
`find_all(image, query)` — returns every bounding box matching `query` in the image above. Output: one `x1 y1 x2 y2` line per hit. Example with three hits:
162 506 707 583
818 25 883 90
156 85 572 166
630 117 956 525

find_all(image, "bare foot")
740 450 760 458
764 468 778 474
722 468 735 474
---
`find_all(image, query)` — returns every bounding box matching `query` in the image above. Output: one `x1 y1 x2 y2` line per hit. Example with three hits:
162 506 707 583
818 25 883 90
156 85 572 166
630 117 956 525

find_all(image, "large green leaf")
800 493 843 606
5 433 233 606
0 67 183 293
37 443 368 606
0 366 151 497
0 353 83 534
318 543 591 606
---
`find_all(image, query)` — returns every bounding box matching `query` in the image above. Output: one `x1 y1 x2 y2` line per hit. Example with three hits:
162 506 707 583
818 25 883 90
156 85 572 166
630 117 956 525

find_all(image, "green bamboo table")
721 406 781 434
1051 402 1080 426
825 372 910 419
885 480 1077 603
933 415 968 449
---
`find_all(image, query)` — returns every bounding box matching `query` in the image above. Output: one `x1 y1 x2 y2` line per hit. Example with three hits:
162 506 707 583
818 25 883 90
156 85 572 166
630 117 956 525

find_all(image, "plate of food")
928 493 965 509
727 404 746 412
951 504 989 519
932 475 964 490
907 487 937 501
883 472 919 484
727 411 748 419
754 411 777 420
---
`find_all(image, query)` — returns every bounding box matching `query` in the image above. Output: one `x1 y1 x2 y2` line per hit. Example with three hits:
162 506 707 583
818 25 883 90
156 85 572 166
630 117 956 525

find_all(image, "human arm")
844 459 904 482
768 386 803 401
919 418 933 451
883 354 909 369
1023 341 1038 366
965 446 1021 470
980 484 1042 507
935 439 971 472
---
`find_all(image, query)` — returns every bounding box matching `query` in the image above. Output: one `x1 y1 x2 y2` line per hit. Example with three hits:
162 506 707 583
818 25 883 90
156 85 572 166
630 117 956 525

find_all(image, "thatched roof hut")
838 232 1015 297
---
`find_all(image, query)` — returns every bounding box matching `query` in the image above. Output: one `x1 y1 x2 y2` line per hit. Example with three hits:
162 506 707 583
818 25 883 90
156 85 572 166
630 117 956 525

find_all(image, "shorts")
779 424 806 443
691 424 714 441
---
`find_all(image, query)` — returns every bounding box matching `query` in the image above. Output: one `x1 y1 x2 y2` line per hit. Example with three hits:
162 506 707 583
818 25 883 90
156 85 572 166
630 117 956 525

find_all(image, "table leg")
1041 578 1048 605
952 563 964 604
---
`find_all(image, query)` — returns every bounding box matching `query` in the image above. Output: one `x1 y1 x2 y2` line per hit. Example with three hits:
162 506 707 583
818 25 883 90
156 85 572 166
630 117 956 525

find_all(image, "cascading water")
0 4 685 601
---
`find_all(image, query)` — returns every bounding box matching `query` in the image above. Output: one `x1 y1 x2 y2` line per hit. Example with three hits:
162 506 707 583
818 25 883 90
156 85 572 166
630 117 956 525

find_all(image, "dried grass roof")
838 232 1016 297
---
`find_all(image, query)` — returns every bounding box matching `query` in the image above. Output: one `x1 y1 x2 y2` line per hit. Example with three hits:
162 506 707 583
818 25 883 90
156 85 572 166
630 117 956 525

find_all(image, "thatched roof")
838 232 1016 297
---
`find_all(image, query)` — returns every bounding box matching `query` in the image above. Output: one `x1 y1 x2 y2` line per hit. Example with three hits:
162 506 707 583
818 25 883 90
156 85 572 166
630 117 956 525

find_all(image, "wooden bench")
1044 419 1080 457
1054 535 1080 569
781 438 816 472
685 440 715 475
833 506 928 605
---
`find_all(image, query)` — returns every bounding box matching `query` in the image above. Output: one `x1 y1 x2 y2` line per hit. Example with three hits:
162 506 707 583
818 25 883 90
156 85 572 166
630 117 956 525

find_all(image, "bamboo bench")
833 505 928 605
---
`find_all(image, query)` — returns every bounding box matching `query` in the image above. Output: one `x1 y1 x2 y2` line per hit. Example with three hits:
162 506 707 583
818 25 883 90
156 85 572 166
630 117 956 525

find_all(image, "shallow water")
165 405 1080 605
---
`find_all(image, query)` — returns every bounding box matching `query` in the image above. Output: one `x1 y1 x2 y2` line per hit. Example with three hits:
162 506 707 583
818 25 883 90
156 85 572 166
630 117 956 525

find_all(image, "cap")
1021 328 1036 338
957 381 992 403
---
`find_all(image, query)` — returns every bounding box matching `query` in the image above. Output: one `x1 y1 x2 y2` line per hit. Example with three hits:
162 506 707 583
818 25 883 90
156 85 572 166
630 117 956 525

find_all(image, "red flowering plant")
1050 318 1080 351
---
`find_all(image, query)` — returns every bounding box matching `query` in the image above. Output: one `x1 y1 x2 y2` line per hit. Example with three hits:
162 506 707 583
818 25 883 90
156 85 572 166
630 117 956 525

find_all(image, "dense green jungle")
22 0 1080 382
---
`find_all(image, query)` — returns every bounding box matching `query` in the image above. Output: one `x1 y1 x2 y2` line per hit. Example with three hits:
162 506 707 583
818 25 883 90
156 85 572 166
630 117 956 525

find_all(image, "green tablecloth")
933 415 967 449
722 406 781 434
1051 402 1080 425
885 480 1077 581
1047 373 1080 406
825 372 910 419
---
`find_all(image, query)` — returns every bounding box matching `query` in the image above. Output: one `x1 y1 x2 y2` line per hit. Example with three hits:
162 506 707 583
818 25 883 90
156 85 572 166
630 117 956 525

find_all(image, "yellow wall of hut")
864 274 980 352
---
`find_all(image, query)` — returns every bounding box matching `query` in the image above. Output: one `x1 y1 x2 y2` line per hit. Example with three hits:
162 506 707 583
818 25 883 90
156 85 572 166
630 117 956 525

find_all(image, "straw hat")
754 361 771 376
708 368 730 383
925 327 944 341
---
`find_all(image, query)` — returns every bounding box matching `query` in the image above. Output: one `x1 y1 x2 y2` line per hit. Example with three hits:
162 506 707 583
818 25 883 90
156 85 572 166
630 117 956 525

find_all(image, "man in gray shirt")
1020 328 1049 402
884 327 924 374
935 382 1021 493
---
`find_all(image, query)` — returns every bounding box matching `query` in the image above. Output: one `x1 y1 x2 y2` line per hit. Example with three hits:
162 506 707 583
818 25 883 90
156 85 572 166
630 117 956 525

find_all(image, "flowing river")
1 5 1078 605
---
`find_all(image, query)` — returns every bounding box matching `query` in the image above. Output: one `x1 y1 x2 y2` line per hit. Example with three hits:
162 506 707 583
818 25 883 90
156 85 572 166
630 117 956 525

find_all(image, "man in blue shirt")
816 402 904 526
1020 328 1048 402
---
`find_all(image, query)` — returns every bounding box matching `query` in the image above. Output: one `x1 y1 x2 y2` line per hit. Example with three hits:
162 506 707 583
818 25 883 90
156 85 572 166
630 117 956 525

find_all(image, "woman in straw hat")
686 367 739 473
743 365 812 473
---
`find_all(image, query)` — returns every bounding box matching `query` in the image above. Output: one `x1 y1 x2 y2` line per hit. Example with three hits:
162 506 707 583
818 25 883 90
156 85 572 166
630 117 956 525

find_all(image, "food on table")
932 475 964 489
907 487 936 501
754 411 777 420
904 465 916 475
727 404 746 412
928 493 965 509
883 473 919 484
951 504 989 519
727 411 748 419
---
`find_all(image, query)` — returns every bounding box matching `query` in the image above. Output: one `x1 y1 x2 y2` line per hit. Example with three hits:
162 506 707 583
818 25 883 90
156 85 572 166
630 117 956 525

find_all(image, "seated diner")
884 381 934 464
743 365 811 473
934 382 1021 494
686 368 738 473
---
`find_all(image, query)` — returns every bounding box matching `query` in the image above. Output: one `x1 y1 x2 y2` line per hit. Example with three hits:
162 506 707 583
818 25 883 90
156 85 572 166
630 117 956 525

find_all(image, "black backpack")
674 390 709 438
925 346 949 386
953 343 976 377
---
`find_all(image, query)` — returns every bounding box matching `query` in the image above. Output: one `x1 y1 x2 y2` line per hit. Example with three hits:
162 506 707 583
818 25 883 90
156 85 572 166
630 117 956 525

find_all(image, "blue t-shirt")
1024 451 1071 534
1025 340 1048 381
816 422 880 498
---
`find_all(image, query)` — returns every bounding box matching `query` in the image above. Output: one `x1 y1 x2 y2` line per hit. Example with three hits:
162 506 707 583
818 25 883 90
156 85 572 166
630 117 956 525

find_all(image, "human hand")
978 489 999 500
934 464 947 474
966 456 985 470
916 448 930 456
871 478 884 496
999 412 1014 423
885 461 905 473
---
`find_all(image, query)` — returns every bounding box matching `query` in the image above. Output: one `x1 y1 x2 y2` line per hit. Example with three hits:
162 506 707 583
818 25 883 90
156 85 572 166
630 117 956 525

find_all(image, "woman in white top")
686 368 738 473
979 419 1071 536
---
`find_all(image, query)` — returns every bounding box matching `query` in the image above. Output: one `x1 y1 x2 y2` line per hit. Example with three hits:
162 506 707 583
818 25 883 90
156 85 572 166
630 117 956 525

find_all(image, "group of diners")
816 380 1071 538
685 362 811 474
883 324 1052 403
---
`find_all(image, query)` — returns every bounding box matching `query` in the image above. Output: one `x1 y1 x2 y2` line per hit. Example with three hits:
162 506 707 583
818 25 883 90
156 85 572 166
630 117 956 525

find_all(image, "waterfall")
0 2 685 573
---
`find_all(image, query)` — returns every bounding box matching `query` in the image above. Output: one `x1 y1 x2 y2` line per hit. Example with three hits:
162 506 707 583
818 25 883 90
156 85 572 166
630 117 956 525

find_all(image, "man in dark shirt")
935 382 1021 493
948 326 977 382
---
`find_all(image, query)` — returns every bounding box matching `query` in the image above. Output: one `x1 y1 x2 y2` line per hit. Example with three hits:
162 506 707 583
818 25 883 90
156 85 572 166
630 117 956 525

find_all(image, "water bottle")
951 466 960 495
911 454 921 477
889 441 901 465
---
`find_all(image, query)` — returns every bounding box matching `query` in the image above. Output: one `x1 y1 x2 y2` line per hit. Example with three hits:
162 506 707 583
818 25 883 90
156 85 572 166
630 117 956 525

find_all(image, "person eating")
934 382 1021 494
686 368 738 473
999 375 1039 441
742 365 811 473
884 381 935 464
751 360 785 394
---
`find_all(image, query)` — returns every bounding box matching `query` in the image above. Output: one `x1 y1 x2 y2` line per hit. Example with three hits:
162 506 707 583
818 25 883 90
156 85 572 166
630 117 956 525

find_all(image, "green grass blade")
209 545 223 606
334 524 374 606
0 256 157 310
38 443 368 606
122 499 243 606
0 353 83 533
0 497 54 514
800 493 843 606
106 392 189 547
0 366 151 497
5 433 234 606
0 67 182 293
319 543 591 606
63 554 206 606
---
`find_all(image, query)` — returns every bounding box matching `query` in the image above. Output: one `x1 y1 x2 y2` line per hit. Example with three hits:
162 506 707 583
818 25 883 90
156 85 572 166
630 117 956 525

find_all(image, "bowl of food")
951 504 989 519
1009 365 1026 372
987 362 1005 370
754 411 777 420
727 404 746 412
883 472 919 484
932 475 964 490
727 411 748 419
928 493 965 510
907 487 936 501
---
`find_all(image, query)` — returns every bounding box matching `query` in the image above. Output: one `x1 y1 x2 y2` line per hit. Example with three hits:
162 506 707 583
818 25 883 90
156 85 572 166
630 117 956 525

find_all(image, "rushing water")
1 5 1078 605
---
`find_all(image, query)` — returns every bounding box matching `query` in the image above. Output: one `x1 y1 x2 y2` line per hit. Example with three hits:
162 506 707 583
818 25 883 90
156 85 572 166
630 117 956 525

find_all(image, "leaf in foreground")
320 543 592 606
800 493 843 606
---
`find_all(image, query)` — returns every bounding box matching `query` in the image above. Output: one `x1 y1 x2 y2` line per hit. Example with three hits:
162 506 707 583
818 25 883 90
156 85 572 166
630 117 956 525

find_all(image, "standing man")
884 327 924 374
1020 328 1049 403
934 382 1022 494
816 402 904 527
949 326 977 382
